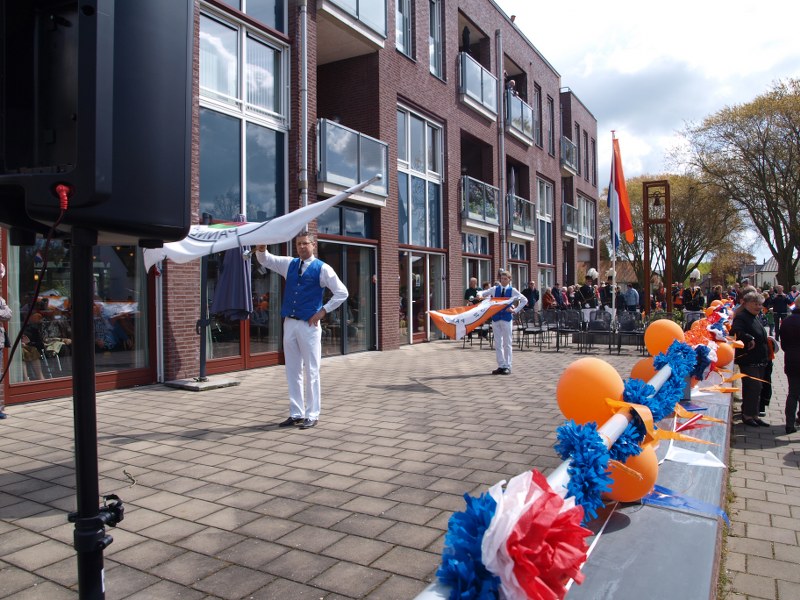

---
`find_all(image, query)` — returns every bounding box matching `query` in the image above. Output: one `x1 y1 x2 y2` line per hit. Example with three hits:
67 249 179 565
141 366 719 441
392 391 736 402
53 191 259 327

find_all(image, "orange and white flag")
429 297 516 340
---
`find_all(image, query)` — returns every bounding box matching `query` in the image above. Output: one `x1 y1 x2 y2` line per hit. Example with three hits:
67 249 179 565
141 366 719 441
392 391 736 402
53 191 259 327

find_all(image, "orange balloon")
716 342 735 367
604 444 659 502
644 319 685 356
630 357 657 382
556 357 624 425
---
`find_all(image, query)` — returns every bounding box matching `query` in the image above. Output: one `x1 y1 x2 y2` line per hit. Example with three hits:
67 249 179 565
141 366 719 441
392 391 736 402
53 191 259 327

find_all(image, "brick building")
1 0 599 406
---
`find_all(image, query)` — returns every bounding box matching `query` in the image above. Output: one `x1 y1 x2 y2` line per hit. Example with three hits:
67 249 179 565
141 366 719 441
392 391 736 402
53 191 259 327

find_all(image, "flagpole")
610 132 617 328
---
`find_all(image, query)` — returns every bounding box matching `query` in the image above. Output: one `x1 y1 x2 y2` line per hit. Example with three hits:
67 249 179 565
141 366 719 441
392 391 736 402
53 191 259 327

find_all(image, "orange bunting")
673 403 725 424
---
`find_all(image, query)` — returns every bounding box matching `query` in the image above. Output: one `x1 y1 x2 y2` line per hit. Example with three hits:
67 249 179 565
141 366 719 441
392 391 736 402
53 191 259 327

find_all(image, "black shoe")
492 368 504 375
0 411 7 420
501 368 511 375
300 419 318 429
742 418 760 427
755 418 770 427
279 417 303 427
786 426 797 434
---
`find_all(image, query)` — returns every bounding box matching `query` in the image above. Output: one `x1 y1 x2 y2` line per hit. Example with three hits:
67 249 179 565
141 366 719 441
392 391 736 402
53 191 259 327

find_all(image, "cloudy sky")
493 0 800 259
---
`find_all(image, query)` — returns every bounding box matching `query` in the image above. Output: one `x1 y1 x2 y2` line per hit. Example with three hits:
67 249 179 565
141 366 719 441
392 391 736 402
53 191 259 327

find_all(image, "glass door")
398 251 446 344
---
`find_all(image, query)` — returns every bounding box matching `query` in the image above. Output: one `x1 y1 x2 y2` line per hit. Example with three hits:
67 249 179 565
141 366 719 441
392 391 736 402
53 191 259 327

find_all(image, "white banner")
143 175 381 271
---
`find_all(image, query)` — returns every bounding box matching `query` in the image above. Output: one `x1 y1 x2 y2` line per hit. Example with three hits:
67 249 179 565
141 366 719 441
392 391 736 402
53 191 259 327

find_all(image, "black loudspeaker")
0 0 194 247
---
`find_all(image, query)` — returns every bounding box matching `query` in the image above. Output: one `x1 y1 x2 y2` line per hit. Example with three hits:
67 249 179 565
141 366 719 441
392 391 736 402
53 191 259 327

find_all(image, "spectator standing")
476 270 527 375
779 303 800 434
730 291 770 428
624 283 639 312
552 282 567 309
771 285 791 341
521 280 539 311
0 263 10 419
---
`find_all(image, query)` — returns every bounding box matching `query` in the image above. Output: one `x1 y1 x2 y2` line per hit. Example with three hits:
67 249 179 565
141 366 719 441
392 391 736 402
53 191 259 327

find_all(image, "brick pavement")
0 340 797 599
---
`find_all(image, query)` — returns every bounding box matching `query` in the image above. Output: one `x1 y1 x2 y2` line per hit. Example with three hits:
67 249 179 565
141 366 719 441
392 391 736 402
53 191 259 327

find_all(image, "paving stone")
371 546 438 579
3 539 75 571
121 579 207 599
175 527 245 556
364 573 429 600
311 561 390 597
111 539 187 571
150 550 227 585
260 548 337 581
192 564 274 599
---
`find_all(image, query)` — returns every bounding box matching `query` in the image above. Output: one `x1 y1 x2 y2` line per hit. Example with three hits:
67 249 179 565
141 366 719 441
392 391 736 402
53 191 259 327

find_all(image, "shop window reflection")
7 239 148 384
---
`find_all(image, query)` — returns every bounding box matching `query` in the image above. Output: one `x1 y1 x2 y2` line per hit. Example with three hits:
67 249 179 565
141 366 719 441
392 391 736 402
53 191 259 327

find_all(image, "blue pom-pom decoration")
555 421 612 522
692 345 712 380
609 416 645 462
437 492 500 600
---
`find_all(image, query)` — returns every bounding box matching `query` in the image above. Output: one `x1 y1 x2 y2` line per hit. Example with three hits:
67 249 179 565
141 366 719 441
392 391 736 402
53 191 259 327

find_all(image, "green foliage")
680 79 800 287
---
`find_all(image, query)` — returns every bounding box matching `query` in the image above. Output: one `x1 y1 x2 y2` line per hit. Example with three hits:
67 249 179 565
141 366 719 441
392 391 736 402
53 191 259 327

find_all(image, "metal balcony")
318 118 388 205
509 194 536 237
562 202 579 238
560 136 579 176
461 175 499 228
458 52 497 121
505 90 534 146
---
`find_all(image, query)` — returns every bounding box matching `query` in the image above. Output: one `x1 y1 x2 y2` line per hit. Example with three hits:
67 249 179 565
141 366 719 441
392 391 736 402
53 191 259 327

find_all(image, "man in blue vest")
256 233 348 429
476 270 527 374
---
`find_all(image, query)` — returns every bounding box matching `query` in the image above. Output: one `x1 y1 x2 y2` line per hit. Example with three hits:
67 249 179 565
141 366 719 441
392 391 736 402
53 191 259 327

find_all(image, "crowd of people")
464 271 800 436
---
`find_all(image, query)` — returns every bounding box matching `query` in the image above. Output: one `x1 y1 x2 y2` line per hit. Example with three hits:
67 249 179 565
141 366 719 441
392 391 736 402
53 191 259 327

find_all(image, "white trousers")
493 319 513 370
283 317 322 419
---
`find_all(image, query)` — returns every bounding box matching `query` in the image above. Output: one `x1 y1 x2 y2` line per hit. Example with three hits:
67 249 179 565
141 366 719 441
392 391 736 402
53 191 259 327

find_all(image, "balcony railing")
560 136 579 176
462 175 499 225
327 0 387 37
505 90 534 145
458 52 497 119
562 203 579 237
318 118 388 198
509 194 536 236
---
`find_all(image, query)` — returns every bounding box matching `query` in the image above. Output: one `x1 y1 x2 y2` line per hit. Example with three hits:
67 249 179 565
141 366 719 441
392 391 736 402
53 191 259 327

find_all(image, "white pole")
413 363 675 600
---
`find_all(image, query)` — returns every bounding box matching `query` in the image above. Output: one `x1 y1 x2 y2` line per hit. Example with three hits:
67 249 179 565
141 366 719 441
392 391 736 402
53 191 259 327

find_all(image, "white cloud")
495 0 800 180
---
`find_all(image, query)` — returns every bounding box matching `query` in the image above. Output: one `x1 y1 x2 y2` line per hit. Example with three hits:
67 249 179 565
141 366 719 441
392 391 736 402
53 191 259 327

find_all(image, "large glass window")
537 178 554 265
217 0 286 33
533 85 542 147
6 240 148 384
200 9 288 122
396 0 412 57
398 107 443 248
429 0 442 77
200 8 288 221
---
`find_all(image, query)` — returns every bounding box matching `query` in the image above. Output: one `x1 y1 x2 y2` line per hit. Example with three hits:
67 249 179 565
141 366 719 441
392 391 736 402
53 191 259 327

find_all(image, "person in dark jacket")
730 290 770 428
770 285 791 341
779 305 800 434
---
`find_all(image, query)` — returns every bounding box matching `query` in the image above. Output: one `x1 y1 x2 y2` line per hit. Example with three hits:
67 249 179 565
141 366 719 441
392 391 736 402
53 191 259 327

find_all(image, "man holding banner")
476 270 527 375
256 234 348 430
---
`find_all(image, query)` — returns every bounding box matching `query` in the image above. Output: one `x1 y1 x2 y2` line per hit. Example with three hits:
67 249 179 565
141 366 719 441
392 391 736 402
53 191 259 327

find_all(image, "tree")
680 79 800 287
601 173 748 290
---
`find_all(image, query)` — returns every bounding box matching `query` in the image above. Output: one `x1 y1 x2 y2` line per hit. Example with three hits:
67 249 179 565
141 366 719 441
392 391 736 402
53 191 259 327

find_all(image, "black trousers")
786 374 800 428
759 361 773 410
740 364 765 418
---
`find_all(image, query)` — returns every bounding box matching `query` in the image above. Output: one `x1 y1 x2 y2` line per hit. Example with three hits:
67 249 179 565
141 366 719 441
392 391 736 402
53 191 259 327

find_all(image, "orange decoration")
629 357 657 382
715 342 735 367
605 444 659 502
556 357 624 425
644 319 685 356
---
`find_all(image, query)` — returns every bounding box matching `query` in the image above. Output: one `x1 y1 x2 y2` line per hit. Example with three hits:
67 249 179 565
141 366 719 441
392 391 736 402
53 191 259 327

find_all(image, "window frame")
398 106 444 248
199 4 290 220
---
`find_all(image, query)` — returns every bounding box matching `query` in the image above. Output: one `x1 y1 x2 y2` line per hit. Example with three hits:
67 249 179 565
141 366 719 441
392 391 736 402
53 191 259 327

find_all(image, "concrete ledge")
165 376 241 391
